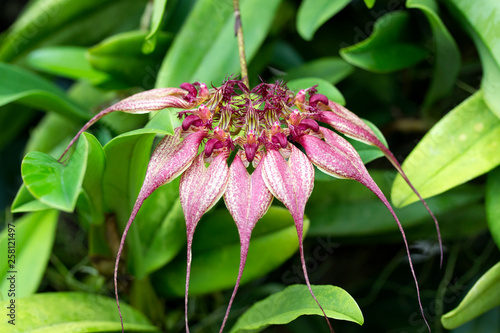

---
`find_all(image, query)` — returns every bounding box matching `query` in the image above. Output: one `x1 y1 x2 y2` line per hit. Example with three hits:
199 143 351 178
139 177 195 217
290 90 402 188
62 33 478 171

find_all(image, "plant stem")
233 0 249 89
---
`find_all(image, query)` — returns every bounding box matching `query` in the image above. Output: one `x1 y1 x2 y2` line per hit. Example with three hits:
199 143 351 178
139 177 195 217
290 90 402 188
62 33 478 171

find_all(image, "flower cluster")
60 79 439 333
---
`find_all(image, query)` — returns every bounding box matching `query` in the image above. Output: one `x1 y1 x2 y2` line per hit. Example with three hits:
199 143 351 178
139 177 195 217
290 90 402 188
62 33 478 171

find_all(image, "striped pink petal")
179 151 230 333
114 128 205 333
219 154 273 332
60 87 196 161
299 127 430 332
261 145 334 332
317 103 442 264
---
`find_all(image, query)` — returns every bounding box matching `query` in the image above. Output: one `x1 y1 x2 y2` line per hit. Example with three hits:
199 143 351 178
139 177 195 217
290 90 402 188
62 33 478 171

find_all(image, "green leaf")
230 284 363 332
407 0 461 108
442 261 500 329
0 210 58 299
0 0 148 62
296 0 351 41
391 91 500 207
340 11 429 73
0 62 88 122
443 0 500 118
11 185 51 213
364 0 376 8
26 46 109 84
284 57 354 84
0 292 159 332
486 167 500 249
21 132 91 212
88 30 173 89
78 133 106 225
286 77 345 105
156 0 282 88
143 0 168 53
138 195 186 277
152 206 308 297
308 171 484 238
103 129 168 277
144 108 180 135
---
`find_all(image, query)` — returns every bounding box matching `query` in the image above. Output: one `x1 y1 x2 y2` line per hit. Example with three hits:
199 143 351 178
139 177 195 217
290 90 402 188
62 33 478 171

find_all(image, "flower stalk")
233 0 249 89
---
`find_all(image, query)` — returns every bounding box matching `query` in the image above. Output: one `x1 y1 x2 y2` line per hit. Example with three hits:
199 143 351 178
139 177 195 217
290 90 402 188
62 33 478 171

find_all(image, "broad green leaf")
144 108 180 136
0 62 88 122
11 185 51 213
442 261 500 329
0 0 148 62
286 77 345 105
486 167 500 249
21 132 91 212
308 171 483 237
152 206 308 297
296 0 351 41
88 30 173 89
0 210 58 299
443 0 500 118
364 0 376 8
407 0 461 108
230 285 363 332
26 46 109 84
285 57 354 84
391 91 500 207
103 129 171 277
156 0 282 88
0 292 159 332
78 133 106 225
143 0 168 53
139 197 186 276
340 11 428 73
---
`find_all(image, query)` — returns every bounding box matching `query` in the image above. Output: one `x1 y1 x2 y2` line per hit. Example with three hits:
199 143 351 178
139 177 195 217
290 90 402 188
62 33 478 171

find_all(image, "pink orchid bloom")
61 79 438 333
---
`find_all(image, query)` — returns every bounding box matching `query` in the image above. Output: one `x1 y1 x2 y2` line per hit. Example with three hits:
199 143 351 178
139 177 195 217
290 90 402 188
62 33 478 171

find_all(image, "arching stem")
233 0 249 89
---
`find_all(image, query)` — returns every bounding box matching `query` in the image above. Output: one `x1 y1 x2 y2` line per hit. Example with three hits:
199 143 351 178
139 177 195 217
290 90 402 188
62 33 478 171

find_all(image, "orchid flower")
60 79 438 332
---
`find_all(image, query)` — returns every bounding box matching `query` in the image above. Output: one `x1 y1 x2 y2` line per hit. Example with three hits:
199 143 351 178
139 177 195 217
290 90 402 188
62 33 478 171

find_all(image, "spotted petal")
61 87 196 160
179 151 230 332
262 145 333 332
114 128 205 333
299 127 430 331
317 103 441 263
220 154 273 332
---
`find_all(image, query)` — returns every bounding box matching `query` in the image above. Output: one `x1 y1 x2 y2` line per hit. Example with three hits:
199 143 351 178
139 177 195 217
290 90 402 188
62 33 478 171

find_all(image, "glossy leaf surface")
0 210 58 299
285 57 354 84
392 91 500 207
21 132 94 212
296 0 351 41
340 11 428 72
0 62 88 122
0 292 159 332
26 46 109 84
444 0 500 117
407 0 461 108
156 0 282 87
442 262 500 329
486 167 500 249
230 284 363 332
